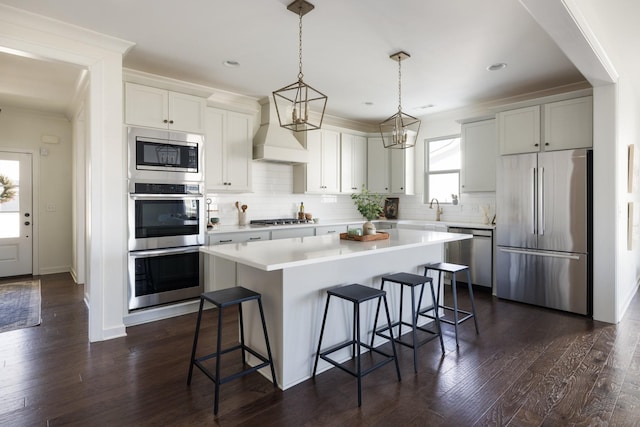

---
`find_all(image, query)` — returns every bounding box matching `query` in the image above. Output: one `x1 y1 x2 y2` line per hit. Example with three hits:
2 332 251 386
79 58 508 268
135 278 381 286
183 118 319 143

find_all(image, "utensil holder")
238 212 248 226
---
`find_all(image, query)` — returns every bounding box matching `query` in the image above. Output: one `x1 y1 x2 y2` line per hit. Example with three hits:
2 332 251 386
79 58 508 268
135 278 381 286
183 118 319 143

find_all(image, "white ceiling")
0 0 587 123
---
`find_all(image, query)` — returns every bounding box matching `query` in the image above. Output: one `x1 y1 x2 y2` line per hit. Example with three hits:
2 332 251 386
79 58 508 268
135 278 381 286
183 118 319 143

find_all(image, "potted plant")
351 187 384 235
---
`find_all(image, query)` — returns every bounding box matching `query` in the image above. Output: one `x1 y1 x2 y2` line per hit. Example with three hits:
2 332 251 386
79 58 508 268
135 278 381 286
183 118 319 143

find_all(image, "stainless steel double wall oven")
127 127 205 310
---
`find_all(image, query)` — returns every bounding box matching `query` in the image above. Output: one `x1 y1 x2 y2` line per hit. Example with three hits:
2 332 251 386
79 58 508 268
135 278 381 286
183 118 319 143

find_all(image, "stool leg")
355 301 362 407
451 273 460 348
313 295 332 377
238 302 246 366
257 298 278 388
214 306 224 415
370 280 385 348
466 269 479 334
410 284 418 373
429 281 445 354
382 295 401 382
398 283 405 338
187 297 206 385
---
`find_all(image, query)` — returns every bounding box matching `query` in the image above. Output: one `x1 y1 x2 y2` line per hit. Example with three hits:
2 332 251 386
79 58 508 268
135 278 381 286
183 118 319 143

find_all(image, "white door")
0 152 33 277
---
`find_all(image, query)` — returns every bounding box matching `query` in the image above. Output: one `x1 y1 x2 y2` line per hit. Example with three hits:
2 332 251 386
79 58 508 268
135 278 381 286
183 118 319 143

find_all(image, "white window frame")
424 135 461 204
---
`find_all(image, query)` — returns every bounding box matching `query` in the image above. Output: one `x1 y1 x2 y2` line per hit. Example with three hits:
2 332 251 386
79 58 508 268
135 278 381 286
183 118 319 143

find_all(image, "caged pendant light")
272 0 327 132
379 51 421 149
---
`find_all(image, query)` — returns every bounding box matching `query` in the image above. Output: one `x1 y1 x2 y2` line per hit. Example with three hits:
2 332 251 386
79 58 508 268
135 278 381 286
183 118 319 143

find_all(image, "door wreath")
0 174 16 204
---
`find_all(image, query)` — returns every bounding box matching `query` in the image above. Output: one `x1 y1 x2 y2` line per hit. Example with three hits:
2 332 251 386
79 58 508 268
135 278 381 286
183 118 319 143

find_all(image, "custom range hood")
253 98 309 164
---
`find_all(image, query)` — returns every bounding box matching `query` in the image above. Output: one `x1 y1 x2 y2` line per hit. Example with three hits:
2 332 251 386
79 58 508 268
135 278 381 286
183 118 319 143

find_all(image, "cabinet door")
225 111 253 192
367 137 389 193
341 133 367 193
168 91 205 133
125 83 169 129
320 130 341 193
498 105 540 154
204 108 225 191
543 96 592 151
390 148 414 194
305 131 323 192
461 119 497 192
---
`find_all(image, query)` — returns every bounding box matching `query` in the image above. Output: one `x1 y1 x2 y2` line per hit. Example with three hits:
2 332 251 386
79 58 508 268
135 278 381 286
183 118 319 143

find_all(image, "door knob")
25 221 30 226
25 213 30 217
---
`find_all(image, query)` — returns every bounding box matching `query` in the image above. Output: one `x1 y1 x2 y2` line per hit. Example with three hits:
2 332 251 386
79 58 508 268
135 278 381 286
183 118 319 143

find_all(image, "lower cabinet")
315 225 347 235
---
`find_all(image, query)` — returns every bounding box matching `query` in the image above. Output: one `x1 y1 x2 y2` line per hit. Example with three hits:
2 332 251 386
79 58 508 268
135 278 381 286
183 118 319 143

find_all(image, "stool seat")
422 262 479 348
201 287 261 307
313 283 401 407
187 286 277 415
372 272 444 372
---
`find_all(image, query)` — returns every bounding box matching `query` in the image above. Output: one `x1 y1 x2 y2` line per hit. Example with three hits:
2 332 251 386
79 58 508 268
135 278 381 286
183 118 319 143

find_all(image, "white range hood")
253 98 309 164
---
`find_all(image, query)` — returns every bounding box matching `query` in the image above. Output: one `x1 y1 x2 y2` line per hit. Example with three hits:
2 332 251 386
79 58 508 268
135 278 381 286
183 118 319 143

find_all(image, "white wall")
0 107 72 274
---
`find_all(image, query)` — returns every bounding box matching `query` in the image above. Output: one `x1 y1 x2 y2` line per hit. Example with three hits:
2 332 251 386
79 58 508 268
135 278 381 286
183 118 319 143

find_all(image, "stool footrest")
319 340 397 379
193 344 272 386
418 305 475 326
374 320 441 349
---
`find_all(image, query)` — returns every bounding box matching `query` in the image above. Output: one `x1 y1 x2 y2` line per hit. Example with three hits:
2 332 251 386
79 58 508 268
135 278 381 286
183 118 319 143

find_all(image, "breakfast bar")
200 229 471 390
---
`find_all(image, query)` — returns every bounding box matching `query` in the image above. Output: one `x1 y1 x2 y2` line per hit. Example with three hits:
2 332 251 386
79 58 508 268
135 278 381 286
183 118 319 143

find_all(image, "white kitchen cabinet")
271 227 315 239
124 82 205 133
340 133 367 193
543 97 593 151
461 119 497 192
293 129 341 194
367 137 389 193
498 96 592 155
315 225 347 235
205 107 253 193
367 137 414 194
497 105 540 155
205 230 270 291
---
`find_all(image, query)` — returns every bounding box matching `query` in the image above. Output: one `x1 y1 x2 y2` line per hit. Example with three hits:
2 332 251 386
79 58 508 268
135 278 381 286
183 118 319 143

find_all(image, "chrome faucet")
429 198 442 221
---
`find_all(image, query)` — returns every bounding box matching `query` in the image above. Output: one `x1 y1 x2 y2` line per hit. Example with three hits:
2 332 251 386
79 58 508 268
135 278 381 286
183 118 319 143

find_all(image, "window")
425 136 460 203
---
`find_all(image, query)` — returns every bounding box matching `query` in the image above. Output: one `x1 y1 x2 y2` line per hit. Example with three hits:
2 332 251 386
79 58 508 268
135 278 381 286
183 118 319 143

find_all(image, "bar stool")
371 272 445 373
313 283 401 407
420 262 479 347
187 287 277 415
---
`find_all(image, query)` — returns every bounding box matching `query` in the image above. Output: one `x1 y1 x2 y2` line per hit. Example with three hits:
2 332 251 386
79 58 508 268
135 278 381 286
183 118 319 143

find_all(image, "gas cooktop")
250 218 313 226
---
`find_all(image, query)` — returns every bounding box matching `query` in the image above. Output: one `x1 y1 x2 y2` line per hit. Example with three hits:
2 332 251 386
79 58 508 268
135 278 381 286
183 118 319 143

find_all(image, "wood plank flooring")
1 273 639 426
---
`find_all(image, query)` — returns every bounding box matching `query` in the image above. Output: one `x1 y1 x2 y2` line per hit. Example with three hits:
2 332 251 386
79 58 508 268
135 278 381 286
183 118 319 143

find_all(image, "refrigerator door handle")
539 167 545 236
499 247 581 260
532 167 537 234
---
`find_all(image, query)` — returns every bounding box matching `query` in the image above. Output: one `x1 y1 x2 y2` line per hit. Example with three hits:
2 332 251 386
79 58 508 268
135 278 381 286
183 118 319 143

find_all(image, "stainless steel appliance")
496 149 592 315
446 227 493 289
128 126 203 182
128 181 205 251
128 246 203 310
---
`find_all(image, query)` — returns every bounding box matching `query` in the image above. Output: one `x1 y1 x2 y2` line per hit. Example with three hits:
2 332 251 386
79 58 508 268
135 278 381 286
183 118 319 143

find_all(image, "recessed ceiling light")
419 104 435 109
487 63 507 71
364 101 374 106
223 60 240 68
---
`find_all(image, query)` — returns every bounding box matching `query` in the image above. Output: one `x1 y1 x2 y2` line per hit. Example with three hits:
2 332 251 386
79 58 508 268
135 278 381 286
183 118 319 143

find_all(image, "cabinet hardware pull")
163 119 168 123
220 239 232 243
169 120 174 124
249 237 262 240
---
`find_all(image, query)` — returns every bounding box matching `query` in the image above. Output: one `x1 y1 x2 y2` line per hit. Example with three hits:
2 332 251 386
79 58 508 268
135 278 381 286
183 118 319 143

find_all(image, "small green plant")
351 186 384 220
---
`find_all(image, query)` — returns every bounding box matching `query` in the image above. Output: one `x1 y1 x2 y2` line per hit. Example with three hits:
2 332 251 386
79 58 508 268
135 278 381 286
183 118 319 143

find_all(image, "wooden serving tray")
339 231 390 242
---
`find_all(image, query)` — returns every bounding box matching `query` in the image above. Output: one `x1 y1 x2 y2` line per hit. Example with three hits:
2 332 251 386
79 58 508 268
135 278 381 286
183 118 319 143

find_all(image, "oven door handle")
130 193 203 199
129 247 201 258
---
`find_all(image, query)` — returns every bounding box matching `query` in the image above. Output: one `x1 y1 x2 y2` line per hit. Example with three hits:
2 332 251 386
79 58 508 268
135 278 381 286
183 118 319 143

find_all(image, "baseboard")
123 299 201 327
39 265 71 275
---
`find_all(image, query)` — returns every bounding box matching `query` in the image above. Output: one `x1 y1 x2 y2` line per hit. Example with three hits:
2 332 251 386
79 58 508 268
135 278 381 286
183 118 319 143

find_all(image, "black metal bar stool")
371 272 445 372
420 262 479 347
187 287 277 415
312 283 401 407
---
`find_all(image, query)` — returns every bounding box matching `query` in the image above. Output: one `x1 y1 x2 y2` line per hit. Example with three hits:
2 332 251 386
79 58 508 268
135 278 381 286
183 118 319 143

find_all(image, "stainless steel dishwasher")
446 227 493 289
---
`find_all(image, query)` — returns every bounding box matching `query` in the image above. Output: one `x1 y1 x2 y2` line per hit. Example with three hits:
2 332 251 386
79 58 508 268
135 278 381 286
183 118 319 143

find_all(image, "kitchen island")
200 228 471 390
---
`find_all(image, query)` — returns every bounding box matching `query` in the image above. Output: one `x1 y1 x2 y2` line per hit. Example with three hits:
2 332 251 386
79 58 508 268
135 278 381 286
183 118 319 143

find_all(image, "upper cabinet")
366 137 414 195
543 97 593 151
293 129 341 194
461 119 497 192
125 82 205 134
340 133 367 193
205 107 254 193
498 96 592 155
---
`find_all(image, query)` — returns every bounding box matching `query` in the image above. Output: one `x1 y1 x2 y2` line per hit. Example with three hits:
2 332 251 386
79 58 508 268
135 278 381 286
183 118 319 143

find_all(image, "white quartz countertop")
200 229 471 271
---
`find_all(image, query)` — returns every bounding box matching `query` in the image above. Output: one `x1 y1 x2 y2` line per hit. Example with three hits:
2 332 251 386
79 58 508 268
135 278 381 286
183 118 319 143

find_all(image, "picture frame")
384 197 399 219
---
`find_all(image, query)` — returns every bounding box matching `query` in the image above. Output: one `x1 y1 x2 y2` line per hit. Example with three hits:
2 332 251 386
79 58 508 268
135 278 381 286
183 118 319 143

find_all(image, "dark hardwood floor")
1 273 639 426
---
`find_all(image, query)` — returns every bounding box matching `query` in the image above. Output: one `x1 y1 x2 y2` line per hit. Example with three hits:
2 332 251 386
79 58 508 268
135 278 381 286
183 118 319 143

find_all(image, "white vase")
363 221 376 235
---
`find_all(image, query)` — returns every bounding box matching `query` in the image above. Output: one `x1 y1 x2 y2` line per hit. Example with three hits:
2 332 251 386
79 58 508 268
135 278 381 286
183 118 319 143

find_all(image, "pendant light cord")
397 56 403 113
298 8 304 81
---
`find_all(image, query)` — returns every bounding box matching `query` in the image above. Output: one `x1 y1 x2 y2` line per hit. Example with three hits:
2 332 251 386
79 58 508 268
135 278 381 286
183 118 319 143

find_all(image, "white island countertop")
200 229 471 272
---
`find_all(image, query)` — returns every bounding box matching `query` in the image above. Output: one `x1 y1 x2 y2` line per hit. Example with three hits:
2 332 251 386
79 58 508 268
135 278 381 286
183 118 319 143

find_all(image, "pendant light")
379 51 421 149
273 0 327 132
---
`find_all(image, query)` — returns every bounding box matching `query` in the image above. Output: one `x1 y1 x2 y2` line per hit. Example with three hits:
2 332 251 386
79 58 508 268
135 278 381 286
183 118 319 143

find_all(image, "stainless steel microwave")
128 126 203 182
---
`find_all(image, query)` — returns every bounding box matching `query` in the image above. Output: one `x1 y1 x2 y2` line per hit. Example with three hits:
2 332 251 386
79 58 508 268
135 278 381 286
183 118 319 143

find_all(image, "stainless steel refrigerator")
496 149 592 315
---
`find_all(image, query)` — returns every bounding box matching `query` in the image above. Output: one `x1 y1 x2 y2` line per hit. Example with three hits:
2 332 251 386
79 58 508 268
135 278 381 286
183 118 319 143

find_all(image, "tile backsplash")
206 162 495 226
